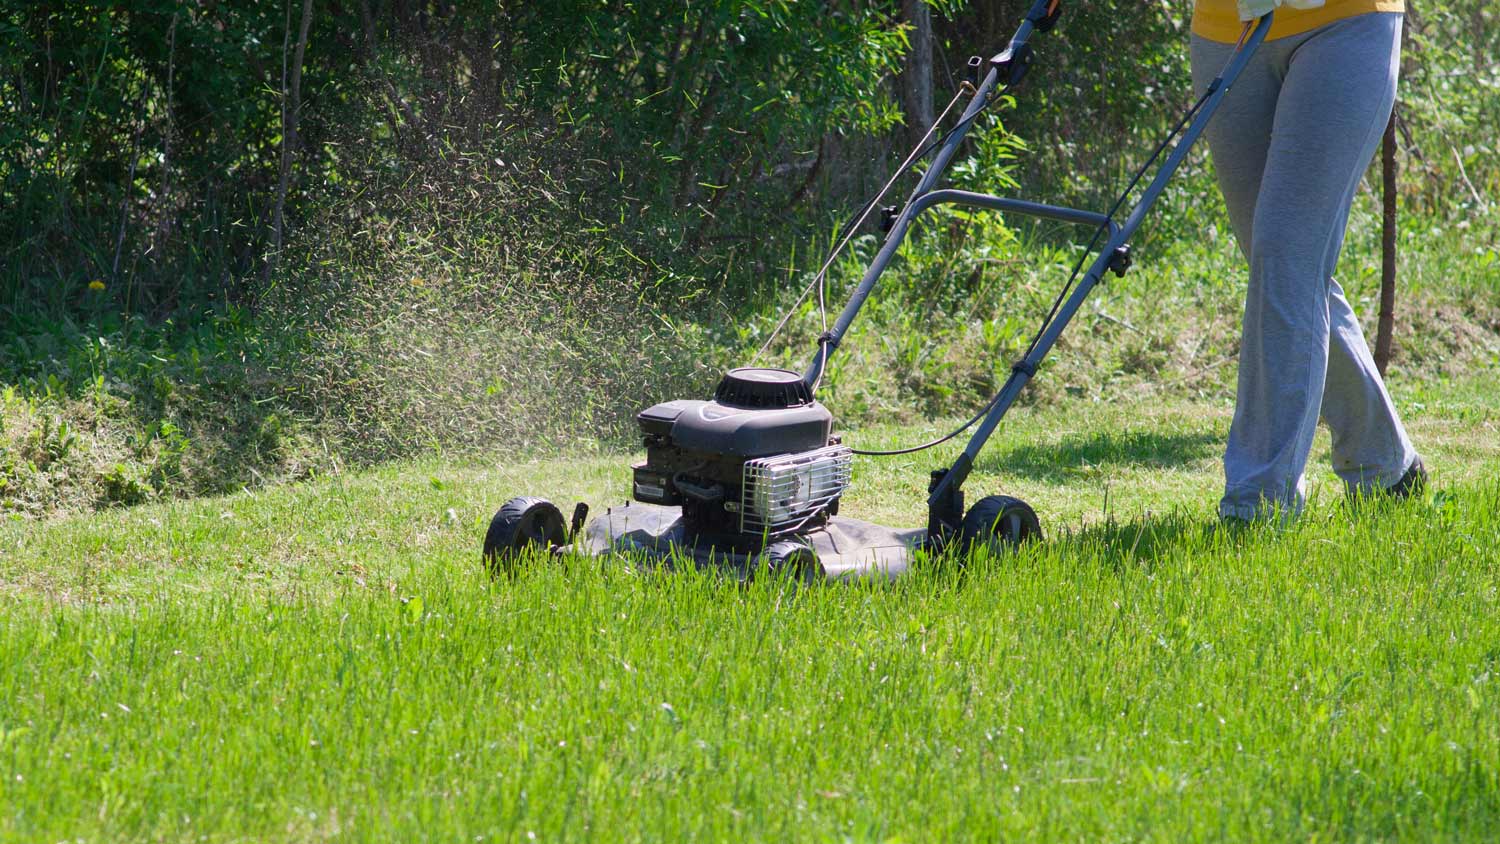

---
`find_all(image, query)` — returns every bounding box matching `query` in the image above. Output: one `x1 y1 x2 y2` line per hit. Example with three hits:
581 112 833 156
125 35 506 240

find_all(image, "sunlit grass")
2 379 1498 841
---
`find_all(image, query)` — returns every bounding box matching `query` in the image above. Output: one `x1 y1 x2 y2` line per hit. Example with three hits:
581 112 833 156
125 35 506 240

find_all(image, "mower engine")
631 368 852 539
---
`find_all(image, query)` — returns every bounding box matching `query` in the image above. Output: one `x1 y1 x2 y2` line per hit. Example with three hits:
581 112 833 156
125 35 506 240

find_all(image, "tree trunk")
358 0 376 62
1374 110 1397 376
901 0 934 151
269 0 314 278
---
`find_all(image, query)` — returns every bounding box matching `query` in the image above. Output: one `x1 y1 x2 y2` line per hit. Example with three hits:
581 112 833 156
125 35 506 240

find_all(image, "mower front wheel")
483 496 568 575
960 495 1042 554
759 540 823 584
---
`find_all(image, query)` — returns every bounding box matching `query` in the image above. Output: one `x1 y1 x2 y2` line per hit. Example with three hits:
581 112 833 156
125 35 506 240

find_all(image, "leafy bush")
1 1 1495 516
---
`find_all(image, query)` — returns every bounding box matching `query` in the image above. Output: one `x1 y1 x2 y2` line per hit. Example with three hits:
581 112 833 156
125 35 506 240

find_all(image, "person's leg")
1218 12 1409 519
1288 16 1419 493
1323 277 1418 492
1190 34 1290 255
1191 32 1306 519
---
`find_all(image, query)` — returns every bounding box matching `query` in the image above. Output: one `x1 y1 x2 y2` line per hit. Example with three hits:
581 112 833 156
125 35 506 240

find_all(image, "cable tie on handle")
817 332 840 351
1235 19 1256 49
1011 359 1038 378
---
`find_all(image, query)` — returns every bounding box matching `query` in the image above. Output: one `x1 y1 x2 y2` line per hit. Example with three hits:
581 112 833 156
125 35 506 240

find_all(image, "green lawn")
3 374 1499 841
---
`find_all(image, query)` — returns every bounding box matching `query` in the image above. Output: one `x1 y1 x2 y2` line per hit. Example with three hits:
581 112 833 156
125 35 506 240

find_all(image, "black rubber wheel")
759 539 823 584
483 496 567 575
960 495 1042 553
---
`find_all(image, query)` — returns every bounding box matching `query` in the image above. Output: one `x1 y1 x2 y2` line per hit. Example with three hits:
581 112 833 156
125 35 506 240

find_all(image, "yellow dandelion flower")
88 280 106 291
410 277 425 287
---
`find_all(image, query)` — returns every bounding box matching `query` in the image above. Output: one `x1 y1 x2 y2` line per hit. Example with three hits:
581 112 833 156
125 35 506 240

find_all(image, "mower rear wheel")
960 495 1042 553
483 496 567 575
759 539 823 584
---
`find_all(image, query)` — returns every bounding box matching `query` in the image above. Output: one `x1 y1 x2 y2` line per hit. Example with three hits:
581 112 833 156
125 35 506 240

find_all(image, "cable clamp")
1011 359 1038 377
818 332 840 351
990 42 1035 87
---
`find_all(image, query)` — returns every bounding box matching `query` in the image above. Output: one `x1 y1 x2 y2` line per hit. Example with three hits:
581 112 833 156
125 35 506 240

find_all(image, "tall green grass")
3 489 1498 841
3 382 1499 841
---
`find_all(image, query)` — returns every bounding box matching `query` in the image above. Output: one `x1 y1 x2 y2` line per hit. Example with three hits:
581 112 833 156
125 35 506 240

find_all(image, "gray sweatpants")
1191 13 1417 520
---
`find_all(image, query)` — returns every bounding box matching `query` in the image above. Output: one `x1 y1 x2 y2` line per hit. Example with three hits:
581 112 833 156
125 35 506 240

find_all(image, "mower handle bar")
923 13 1274 530
789 1 1274 536
802 0 1067 387
906 190 1118 235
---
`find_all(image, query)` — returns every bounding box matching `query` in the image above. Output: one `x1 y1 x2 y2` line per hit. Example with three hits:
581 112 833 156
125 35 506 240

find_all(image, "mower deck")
582 502 924 581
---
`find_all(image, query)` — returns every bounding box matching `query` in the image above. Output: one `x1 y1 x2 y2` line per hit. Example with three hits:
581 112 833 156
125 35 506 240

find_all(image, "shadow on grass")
980 429 1221 484
1043 510 1240 569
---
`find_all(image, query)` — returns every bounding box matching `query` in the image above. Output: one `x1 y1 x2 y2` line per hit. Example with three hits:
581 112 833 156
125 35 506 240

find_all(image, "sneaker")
1218 514 1253 533
1384 456 1428 500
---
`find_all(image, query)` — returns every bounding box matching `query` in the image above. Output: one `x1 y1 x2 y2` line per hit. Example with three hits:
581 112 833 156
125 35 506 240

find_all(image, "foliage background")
1 0 1496 514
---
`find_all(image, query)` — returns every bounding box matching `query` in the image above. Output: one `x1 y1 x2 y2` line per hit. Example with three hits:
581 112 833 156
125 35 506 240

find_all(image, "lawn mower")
482 3 1273 581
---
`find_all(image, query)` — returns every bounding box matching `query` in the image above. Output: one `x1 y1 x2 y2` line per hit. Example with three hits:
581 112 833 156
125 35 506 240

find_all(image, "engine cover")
648 399 832 458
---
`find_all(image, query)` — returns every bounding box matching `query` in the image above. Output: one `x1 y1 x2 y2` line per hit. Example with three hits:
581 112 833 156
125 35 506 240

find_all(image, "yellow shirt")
1191 0 1406 43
